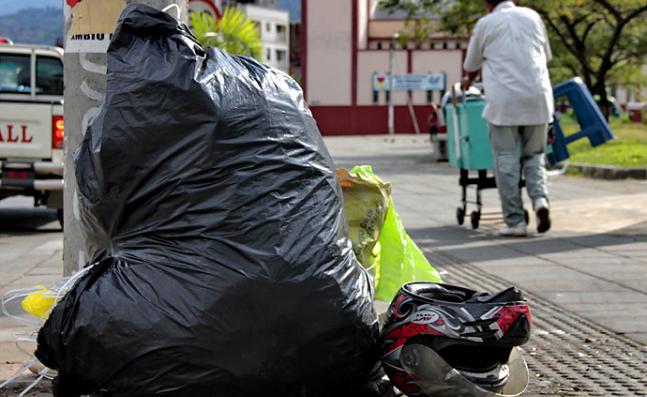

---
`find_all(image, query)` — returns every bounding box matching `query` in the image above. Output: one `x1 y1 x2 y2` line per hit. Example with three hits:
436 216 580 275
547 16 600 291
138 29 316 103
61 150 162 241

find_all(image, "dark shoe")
535 199 551 233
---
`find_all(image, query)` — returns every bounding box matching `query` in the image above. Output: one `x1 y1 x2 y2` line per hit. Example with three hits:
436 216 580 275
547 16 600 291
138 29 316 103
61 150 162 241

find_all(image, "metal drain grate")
426 250 647 397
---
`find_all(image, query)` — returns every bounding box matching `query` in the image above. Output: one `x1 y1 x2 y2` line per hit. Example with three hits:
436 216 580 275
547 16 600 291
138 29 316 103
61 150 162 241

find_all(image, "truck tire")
57 209 64 229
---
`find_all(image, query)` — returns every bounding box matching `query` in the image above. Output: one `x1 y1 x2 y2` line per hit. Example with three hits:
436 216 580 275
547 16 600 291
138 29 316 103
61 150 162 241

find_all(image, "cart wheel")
470 211 480 229
456 207 465 225
524 210 530 225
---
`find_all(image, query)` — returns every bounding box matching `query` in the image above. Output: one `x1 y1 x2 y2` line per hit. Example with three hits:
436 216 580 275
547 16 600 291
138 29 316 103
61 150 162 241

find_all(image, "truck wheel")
57 209 64 229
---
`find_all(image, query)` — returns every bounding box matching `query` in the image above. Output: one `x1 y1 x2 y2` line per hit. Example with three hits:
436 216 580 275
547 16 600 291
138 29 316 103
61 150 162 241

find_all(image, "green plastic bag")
338 165 442 302
375 197 442 301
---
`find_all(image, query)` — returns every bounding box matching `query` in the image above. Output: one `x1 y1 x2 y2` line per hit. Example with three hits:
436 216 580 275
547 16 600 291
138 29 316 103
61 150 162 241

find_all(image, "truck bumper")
0 160 64 191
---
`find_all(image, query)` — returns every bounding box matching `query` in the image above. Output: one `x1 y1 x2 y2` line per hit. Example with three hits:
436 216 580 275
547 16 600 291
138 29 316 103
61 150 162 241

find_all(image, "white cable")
16 336 37 358
0 265 98 395
162 4 181 20
0 264 95 326
17 367 48 397
1 288 41 327
35 263 96 324
0 357 38 390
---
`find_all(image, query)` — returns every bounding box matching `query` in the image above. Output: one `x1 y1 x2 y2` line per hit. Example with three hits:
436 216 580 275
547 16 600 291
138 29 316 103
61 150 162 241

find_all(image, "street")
0 135 646 396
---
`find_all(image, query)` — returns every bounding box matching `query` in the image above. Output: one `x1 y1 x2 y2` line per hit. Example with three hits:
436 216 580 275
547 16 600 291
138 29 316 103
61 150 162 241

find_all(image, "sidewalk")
327 134 647 344
327 134 647 396
1 135 646 396
0 199 62 396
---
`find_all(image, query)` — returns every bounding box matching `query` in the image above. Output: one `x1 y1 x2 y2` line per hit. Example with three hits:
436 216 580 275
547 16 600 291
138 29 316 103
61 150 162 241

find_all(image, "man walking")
463 0 553 236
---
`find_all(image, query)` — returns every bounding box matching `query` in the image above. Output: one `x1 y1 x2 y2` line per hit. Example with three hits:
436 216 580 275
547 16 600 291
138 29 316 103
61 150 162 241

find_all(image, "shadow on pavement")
0 208 60 234
409 222 647 263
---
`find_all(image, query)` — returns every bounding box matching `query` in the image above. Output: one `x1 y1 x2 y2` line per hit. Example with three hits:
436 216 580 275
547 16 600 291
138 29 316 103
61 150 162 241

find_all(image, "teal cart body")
445 98 493 170
443 92 527 229
444 78 613 229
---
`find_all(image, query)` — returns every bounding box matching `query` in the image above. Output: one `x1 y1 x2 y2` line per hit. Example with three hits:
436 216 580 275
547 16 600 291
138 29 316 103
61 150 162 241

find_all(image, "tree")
190 6 263 61
378 0 647 116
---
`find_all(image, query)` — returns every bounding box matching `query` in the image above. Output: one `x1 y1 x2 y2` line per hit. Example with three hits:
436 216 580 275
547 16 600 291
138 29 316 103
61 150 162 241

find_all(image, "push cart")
444 85 528 229
444 78 614 230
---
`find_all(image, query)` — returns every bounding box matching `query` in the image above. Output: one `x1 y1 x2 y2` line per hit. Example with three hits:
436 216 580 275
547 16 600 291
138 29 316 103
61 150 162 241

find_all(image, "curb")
569 163 647 180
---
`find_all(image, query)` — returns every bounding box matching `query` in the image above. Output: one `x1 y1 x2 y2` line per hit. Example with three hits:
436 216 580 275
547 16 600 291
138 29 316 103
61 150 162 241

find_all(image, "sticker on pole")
189 0 222 20
64 0 127 53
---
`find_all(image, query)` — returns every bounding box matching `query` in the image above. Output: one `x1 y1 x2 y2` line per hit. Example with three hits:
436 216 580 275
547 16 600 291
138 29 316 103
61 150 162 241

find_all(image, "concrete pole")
387 37 394 135
63 0 188 275
387 33 399 135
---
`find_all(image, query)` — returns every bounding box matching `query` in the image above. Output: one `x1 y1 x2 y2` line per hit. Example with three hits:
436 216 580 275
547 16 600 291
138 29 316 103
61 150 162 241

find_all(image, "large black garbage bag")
36 5 379 397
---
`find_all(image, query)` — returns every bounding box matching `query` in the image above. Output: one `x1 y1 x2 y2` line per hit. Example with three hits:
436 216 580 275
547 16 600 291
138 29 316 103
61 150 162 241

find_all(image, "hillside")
0 7 63 46
0 0 60 16
0 1 297 47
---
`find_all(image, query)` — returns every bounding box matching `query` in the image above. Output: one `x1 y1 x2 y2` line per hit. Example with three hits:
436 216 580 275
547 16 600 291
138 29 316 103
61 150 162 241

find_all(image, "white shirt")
463 1 554 126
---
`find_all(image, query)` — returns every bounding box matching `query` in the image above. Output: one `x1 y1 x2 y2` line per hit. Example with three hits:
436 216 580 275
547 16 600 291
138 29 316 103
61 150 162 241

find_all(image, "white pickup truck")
0 41 64 226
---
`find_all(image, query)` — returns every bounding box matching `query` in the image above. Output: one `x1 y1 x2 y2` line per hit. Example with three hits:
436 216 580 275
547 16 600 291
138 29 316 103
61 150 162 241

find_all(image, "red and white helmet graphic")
381 282 532 397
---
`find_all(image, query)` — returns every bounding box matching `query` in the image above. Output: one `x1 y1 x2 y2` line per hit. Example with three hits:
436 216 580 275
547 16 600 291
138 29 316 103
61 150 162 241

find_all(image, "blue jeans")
489 124 549 227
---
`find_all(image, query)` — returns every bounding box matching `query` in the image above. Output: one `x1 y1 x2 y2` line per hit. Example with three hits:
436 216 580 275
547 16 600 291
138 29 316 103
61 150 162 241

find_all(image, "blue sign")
372 73 446 92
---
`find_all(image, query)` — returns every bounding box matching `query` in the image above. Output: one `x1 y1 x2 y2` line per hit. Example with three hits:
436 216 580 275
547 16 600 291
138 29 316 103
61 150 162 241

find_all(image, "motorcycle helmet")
381 282 532 397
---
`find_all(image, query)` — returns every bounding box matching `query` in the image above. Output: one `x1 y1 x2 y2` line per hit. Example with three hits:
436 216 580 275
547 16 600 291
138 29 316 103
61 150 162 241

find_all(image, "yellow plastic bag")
338 165 442 301
21 286 56 319
337 165 391 277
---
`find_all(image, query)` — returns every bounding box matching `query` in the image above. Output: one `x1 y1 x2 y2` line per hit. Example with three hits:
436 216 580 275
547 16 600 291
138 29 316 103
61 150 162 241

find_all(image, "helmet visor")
399 344 529 397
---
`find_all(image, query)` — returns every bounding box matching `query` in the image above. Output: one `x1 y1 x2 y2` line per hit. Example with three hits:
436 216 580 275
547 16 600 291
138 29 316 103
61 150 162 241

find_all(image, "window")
36 56 63 95
266 48 272 61
276 50 286 63
276 24 287 42
265 22 272 33
0 54 31 94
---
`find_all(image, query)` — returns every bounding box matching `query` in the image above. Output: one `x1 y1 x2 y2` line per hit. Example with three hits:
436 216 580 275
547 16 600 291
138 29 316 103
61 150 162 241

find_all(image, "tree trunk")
592 79 611 121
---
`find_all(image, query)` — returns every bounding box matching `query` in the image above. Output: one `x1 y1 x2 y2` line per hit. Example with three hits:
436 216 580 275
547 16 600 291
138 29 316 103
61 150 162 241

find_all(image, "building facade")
221 0 290 73
240 4 290 73
301 0 466 135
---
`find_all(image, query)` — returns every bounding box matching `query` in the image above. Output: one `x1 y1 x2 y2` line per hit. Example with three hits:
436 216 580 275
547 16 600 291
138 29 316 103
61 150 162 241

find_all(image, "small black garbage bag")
36 4 379 397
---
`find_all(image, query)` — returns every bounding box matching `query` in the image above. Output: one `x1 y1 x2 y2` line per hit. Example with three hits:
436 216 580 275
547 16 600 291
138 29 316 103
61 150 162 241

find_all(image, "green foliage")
190 6 263 61
569 140 647 168
561 116 647 168
378 0 647 115
396 17 436 47
437 0 483 37
568 121 647 168
378 0 437 18
524 1 647 89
